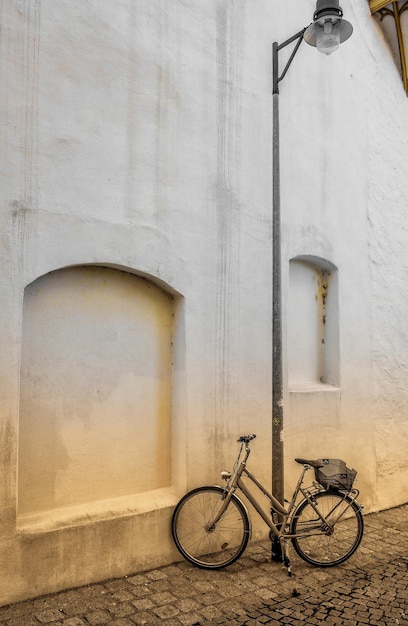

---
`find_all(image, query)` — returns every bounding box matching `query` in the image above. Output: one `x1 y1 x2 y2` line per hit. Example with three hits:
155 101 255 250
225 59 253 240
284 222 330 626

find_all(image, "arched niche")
18 265 174 516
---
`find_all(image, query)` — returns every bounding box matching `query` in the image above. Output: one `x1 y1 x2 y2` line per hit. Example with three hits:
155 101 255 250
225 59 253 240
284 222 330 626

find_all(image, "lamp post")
271 0 352 560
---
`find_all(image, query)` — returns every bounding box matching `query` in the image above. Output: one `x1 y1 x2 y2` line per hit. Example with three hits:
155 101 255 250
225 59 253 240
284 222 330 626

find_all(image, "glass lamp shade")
315 19 341 55
304 0 353 54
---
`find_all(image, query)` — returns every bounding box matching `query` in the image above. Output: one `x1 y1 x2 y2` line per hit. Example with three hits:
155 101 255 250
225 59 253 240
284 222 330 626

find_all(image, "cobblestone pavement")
1 504 408 625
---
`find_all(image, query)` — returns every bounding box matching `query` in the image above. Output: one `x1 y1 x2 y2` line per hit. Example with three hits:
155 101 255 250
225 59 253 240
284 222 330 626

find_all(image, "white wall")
0 0 407 604
278 0 408 513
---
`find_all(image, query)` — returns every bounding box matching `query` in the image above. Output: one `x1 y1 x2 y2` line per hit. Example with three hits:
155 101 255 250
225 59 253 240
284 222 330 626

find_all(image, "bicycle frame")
210 441 359 543
172 436 364 576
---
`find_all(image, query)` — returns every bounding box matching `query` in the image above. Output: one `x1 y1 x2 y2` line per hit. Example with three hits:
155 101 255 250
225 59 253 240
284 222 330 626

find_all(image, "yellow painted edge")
369 0 391 12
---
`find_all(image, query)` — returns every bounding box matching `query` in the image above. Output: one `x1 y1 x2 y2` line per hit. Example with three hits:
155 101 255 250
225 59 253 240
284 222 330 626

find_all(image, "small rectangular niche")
288 256 340 390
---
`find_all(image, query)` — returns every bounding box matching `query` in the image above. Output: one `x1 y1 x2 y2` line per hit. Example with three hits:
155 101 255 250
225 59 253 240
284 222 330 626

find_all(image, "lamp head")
304 0 353 55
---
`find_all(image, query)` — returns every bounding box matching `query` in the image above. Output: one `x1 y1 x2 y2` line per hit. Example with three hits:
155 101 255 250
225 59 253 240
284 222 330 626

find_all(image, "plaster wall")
0 0 407 605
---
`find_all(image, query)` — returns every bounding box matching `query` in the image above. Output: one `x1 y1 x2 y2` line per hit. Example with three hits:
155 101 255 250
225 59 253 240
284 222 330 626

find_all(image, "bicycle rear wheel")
171 486 251 569
291 491 364 567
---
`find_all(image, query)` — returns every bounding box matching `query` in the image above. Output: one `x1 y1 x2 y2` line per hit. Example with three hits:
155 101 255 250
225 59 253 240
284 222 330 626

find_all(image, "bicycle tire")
290 490 364 567
171 486 251 569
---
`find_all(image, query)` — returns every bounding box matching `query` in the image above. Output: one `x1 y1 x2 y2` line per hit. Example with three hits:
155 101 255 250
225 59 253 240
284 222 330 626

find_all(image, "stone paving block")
130 610 158 625
197 592 224 606
176 612 202 625
35 607 65 623
109 602 135 618
126 574 149 587
128 584 153 599
150 591 177 606
131 597 155 611
176 598 200 613
111 590 137 602
254 587 279 601
84 609 112 624
152 603 180 619
162 582 192 599
201 604 224 620
146 579 172 593
368 608 384 619
191 580 217 593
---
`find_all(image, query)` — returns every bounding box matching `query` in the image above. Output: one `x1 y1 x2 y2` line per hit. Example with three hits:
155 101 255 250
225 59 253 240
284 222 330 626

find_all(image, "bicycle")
171 434 364 576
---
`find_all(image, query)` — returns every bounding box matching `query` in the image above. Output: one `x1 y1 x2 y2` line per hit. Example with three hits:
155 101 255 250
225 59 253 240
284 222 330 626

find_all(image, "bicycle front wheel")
291 491 364 567
171 486 251 569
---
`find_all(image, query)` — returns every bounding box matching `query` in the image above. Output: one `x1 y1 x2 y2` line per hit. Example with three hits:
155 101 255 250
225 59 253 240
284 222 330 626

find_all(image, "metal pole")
272 42 284 511
271 32 305 524
271 43 284 562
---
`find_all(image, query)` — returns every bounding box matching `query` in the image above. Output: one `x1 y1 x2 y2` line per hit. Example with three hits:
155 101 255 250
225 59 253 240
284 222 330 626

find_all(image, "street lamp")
271 0 352 560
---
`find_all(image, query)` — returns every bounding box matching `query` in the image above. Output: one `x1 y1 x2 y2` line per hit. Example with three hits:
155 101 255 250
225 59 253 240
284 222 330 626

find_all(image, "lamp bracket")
273 28 308 94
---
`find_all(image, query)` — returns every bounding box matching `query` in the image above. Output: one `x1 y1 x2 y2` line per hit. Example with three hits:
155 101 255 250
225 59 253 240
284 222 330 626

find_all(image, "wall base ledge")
17 486 179 535
289 382 340 393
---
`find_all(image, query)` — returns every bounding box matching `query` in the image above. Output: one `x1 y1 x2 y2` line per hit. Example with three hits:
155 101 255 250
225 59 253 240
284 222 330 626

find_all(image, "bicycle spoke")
172 486 250 569
291 491 364 567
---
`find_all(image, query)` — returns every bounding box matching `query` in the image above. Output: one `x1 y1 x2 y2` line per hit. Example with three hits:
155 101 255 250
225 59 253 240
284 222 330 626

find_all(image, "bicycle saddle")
237 434 256 443
295 458 324 468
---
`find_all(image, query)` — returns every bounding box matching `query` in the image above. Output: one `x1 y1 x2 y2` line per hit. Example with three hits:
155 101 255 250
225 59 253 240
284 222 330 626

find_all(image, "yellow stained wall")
19 267 173 518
